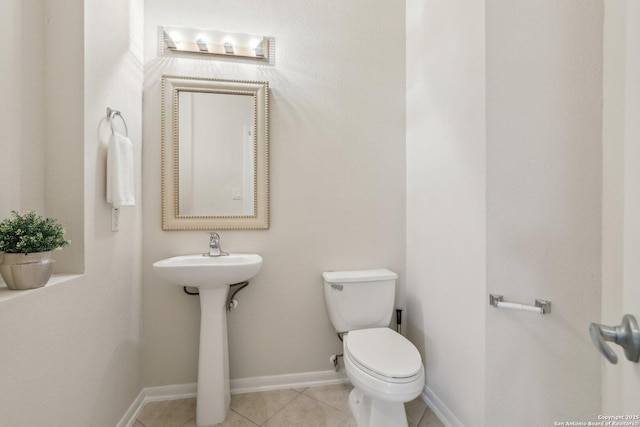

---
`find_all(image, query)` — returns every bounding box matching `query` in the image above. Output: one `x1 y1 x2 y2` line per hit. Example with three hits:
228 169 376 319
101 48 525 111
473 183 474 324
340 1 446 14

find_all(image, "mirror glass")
177 91 255 216
161 76 269 230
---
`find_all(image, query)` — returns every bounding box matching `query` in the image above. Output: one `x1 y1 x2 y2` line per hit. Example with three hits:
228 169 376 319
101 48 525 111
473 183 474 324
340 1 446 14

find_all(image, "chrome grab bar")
489 294 551 315
589 314 640 364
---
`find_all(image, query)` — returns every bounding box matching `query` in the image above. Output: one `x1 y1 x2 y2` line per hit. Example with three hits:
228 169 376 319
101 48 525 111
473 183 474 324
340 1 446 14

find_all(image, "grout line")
413 399 428 426
413 405 427 427
137 385 360 427
231 409 260 427
300 389 351 414
257 390 303 426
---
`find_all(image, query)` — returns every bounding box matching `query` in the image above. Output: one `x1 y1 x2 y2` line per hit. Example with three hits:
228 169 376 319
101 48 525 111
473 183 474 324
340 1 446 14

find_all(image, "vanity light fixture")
254 40 265 58
196 39 209 52
163 31 177 49
161 26 271 62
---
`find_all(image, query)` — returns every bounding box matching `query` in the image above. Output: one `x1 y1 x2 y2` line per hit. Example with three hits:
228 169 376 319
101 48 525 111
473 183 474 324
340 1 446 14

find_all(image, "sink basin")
152 252 263 426
153 253 262 288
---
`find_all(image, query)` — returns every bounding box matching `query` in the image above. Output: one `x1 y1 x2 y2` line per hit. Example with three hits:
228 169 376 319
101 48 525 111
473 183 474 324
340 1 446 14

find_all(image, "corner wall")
408 1 603 425
406 1 487 425
0 0 46 215
602 0 640 413
0 0 144 425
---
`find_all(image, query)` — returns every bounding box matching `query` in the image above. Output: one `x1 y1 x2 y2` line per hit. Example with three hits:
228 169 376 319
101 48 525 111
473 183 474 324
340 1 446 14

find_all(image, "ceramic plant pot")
0 251 55 290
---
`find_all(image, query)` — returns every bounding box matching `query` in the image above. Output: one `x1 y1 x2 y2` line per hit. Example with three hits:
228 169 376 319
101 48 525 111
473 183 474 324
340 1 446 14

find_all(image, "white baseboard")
230 368 348 394
117 390 146 427
422 385 465 427
116 383 198 427
117 369 348 427
143 382 198 401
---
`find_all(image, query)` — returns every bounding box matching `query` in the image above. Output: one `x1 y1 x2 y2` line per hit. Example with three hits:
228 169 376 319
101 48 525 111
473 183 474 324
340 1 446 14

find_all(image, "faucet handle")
205 232 228 257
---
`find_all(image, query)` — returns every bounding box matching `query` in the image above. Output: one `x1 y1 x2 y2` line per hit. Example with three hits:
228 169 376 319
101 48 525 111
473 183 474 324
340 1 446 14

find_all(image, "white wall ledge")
0 274 83 303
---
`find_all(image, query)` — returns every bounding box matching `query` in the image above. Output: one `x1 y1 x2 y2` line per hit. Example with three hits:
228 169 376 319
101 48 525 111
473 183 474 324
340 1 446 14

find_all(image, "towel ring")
107 107 129 137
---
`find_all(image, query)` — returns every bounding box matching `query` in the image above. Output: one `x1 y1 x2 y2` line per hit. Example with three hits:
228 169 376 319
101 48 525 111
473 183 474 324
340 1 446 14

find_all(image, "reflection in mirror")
178 92 255 216
162 76 269 230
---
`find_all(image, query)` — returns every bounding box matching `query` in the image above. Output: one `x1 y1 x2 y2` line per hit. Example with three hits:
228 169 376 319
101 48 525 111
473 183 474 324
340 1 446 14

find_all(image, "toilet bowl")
343 328 425 427
322 269 425 427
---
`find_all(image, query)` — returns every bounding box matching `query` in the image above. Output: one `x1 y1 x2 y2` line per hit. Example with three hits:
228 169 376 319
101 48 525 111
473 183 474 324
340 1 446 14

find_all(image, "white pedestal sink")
153 253 262 427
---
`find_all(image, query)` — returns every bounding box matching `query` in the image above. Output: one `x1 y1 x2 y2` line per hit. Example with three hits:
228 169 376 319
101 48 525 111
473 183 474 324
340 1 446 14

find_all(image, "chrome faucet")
206 232 228 257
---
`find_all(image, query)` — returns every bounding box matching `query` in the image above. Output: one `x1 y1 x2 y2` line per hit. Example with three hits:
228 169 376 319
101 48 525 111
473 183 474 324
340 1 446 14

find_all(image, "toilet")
322 269 425 427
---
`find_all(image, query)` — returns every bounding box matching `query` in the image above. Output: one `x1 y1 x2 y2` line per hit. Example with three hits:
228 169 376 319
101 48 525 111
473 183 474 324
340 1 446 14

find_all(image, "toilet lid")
345 328 422 379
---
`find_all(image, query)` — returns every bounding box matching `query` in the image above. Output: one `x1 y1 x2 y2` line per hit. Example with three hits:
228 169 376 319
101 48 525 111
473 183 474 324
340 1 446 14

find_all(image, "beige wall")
619 1 640 409
406 1 487 426
602 0 640 413
0 0 144 425
408 0 603 425
485 1 603 424
0 0 46 215
602 0 626 412
142 0 407 386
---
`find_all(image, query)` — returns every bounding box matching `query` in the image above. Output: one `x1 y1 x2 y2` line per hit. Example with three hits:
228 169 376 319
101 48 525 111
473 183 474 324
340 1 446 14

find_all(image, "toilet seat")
344 328 423 384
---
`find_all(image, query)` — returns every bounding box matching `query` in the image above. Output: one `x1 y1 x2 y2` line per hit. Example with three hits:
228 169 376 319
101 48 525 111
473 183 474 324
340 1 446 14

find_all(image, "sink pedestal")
151 253 263 427
196 286 230 426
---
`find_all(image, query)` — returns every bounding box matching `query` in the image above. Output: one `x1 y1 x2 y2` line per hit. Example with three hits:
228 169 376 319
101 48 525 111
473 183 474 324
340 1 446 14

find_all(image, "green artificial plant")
0 211 69 254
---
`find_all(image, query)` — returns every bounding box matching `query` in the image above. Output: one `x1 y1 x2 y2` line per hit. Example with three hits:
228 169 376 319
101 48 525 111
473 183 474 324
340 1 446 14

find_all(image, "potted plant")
0 210 69 290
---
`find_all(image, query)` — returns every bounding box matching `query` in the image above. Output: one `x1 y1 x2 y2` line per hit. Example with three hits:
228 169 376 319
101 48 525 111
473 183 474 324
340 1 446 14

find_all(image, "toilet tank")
322 269 398 333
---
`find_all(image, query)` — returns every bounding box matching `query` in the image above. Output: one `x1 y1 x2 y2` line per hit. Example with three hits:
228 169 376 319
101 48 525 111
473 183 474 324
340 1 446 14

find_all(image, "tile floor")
134 383 445 427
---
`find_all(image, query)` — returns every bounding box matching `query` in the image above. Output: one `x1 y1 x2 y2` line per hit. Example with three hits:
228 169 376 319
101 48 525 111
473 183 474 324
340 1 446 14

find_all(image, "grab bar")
489 294 551 315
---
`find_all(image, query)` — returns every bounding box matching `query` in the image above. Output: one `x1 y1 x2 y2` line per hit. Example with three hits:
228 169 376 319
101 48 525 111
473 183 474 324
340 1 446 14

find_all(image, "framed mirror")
161 75 269 230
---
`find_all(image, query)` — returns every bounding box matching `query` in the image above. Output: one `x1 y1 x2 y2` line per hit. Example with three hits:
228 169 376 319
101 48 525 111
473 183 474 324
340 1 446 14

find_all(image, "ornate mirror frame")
161 75 269 230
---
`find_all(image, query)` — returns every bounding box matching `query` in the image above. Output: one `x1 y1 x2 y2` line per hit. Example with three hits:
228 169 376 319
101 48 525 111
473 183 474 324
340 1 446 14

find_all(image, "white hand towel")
106 131 135 207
